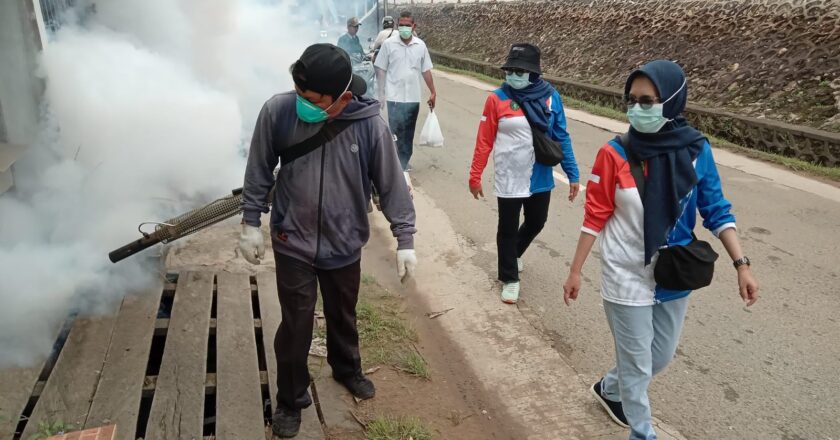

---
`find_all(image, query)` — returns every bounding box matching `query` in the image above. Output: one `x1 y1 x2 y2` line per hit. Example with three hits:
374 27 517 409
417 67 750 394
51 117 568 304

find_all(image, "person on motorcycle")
337 17 367 59
372 15 396 60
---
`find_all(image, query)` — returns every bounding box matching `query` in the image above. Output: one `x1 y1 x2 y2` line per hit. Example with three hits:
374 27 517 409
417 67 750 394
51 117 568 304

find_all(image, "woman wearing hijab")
469 43 580 304
562 60 760 439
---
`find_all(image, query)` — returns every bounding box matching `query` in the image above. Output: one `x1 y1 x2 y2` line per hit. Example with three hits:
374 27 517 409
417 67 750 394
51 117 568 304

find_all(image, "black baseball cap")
291 43 367 98
501 43 542 75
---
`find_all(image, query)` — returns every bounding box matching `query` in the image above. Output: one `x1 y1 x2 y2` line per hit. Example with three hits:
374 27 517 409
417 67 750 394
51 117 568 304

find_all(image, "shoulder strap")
507 93 554 135
279 119 354 166
620 132 646 199
506 94 537 129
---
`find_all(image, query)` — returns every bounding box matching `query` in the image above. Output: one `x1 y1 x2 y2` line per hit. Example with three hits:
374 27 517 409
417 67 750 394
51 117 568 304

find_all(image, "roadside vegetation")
356 275 429 379
315 274 434 439
365 416 433 440
28 419 70 439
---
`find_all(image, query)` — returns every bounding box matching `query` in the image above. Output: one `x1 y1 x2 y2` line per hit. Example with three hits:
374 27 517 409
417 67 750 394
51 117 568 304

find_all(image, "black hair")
290 61 308 92
399 10 414 23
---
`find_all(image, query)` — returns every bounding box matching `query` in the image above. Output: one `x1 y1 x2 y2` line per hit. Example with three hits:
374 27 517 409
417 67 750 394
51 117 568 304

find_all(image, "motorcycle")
349 53 376 100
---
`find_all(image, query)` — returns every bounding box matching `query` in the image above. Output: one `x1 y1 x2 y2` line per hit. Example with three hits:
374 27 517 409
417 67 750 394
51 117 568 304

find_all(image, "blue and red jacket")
470 88 579 198
582 138 736 305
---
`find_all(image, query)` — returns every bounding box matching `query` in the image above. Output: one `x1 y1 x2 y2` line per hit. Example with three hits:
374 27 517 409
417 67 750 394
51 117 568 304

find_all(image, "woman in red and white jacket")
469 43 580 304
563 60 759 440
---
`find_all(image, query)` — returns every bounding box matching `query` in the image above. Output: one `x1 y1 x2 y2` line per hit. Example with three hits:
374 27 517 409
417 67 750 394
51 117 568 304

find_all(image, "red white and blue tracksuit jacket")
470 88 579 197
583 138 737 306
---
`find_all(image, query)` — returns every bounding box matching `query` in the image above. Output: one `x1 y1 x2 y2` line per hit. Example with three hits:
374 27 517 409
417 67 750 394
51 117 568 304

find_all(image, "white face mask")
627 79 686 133
506 72 531 90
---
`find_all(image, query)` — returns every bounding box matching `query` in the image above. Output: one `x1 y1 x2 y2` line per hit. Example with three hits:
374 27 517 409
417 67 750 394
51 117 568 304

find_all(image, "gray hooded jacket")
242 92 416 270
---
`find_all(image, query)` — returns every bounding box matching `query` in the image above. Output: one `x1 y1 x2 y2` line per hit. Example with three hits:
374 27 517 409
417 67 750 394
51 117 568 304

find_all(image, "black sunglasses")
624 95 659 110
504 68 529 75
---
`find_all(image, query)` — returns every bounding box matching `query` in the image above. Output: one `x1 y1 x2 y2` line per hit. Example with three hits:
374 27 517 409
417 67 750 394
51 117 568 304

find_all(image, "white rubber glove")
404 171 413 199
239 224 265 265
397 249 417 282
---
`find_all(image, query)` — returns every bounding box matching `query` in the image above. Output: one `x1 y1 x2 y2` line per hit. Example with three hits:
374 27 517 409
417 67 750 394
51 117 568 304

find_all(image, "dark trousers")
273 252 362 411
496 191 552 282
387 101 420 170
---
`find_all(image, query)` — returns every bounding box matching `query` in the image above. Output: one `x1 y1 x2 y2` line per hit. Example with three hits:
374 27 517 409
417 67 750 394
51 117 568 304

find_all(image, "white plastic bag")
419 109 444 147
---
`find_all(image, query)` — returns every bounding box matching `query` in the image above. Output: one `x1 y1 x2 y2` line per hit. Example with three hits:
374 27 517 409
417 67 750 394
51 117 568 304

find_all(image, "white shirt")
373 28 396 51
374 36 433 103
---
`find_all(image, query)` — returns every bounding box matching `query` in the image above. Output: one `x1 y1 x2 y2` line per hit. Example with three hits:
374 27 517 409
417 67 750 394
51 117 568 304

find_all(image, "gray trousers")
600 297 690 440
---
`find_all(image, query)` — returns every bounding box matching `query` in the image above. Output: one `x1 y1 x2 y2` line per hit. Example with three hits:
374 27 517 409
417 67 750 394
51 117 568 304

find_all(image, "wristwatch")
733 256 751 269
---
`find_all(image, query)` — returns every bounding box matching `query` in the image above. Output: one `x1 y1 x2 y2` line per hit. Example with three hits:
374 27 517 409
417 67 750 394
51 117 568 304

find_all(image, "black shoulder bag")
619 133 718 291
279 119 354 166
509 96 565 166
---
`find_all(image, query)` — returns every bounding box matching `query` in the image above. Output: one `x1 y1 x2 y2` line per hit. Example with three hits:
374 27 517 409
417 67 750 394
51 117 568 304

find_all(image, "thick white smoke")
0 0 321 367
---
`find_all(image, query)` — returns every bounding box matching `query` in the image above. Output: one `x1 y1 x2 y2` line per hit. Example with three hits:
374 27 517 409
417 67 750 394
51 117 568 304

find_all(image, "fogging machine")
109 188 246 263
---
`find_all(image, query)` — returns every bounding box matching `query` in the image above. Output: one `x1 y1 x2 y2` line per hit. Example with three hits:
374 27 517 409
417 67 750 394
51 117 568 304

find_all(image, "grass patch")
28 420 72 439
365 416 433 440
436 63 840 182
563 96 628 122
707 135 840 181
435 64 502 87
355 276 429 379
361 273 377 285
397 350 430 379
356 296 417 368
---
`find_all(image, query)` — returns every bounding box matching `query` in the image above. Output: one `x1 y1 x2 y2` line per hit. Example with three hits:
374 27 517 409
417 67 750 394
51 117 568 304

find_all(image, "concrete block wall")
410 0 840 136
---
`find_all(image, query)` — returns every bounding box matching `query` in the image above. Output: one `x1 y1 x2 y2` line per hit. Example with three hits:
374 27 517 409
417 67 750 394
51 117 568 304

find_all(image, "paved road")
402 72 840 440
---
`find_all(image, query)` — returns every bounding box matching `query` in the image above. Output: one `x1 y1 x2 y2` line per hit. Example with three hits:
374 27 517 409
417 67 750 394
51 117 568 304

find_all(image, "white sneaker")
501 282 520 304
517 258 524 273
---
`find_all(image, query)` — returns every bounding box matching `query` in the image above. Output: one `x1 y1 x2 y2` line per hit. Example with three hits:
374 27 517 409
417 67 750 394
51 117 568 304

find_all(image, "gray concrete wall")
0 0 42 145
0 0 43 192
412 0 840 134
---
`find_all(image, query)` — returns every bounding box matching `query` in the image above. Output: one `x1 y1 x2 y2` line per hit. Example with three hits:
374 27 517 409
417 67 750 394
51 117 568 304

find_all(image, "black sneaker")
272 407 302 438
335 373 376 400
591 379 630 428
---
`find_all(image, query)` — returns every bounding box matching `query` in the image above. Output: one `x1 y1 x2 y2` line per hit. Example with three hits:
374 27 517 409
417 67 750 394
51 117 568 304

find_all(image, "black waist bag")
620 133 719 291
531 128 565 166
510 96 564 166
654 234 719 291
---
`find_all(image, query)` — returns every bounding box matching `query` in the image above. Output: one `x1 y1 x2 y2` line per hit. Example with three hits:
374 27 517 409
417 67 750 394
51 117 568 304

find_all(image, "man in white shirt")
374 10 437 171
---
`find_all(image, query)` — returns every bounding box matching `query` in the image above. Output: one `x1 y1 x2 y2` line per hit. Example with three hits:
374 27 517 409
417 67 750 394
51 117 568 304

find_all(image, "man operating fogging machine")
239 43 418 438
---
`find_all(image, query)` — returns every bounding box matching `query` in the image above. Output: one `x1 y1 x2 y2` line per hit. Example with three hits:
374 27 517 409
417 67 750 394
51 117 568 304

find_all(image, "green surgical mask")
295 95 329 123
398 26 412 39
295 76 353 124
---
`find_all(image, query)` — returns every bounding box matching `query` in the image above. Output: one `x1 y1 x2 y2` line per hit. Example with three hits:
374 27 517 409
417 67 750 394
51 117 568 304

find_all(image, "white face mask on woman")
627 79 686 133
506 72 531 90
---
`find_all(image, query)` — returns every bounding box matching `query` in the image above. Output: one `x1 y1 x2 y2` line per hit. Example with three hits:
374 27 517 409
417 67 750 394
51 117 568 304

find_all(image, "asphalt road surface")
401 71 840 440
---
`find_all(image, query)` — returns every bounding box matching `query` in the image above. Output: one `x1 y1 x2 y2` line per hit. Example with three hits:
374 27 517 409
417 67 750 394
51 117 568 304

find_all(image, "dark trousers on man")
273 251 362 410
387 101 420 170
496 191 552 282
